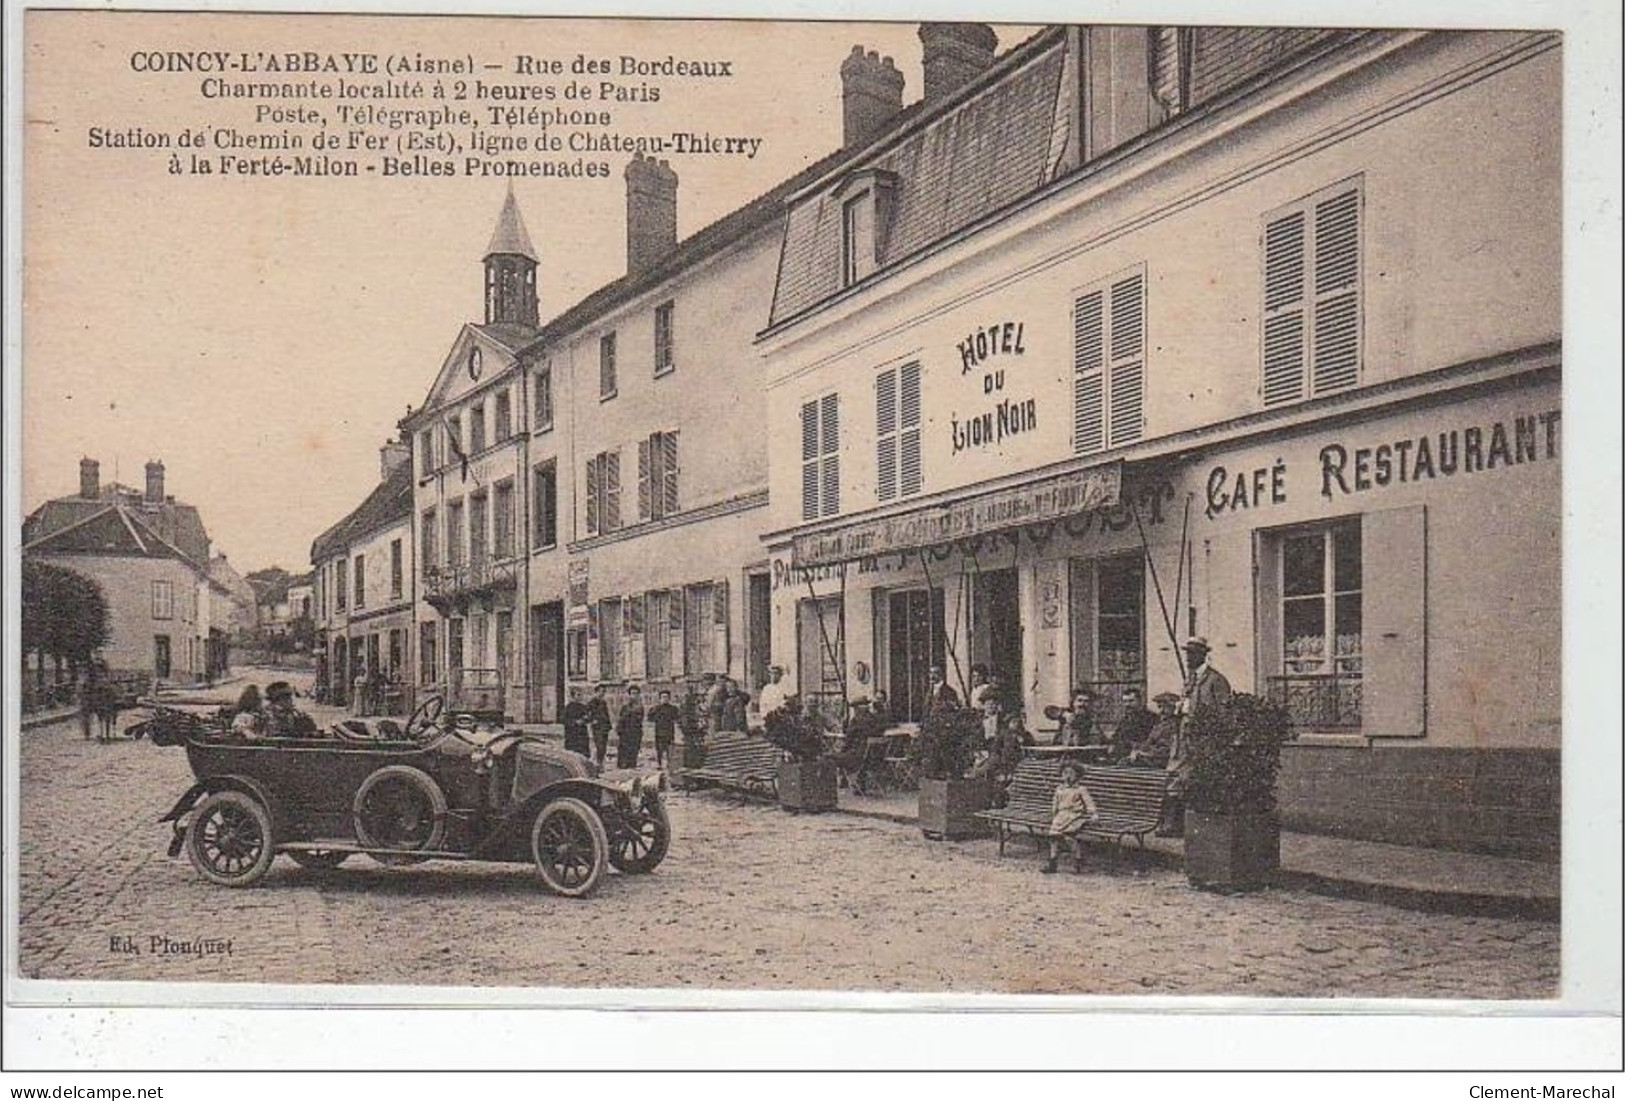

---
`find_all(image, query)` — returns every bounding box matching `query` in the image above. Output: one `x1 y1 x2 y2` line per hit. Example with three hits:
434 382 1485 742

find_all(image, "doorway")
887 588 945 723
530 602 564 723
972 568 1023 704
747 572 772 693
153 634 172 680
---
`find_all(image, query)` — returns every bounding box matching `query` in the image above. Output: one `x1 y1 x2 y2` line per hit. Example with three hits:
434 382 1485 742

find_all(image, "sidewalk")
827 786 1559 920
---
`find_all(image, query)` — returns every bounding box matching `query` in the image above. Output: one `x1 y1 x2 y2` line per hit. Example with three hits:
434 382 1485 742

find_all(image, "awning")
790 461 1122 568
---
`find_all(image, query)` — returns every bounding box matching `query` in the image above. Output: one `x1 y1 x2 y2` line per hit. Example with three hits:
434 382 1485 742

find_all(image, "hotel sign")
792 463 1122 568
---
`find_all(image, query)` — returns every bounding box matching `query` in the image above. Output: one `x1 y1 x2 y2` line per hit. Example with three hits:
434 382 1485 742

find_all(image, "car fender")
159 774 280 825
470 778 612 861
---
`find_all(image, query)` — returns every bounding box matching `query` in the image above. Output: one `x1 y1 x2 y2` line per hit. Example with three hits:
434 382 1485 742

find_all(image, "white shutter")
603 450 621 532
899 361 922 496
1262 210 1307 407
713 578 730 675
1362 505 1427 738
819 392 840 518
586 604 600 680
1311 189 1361 395
668 587 686 676
876 368 898 502
585 455 600 536
637 438 652 521
1108 272 1145 446
661 431 680 516
1253 532 1283 692
1073 289 1105 454
801 400 820 521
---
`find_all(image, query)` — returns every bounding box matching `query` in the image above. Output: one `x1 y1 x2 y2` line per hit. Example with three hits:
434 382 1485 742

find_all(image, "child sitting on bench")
1045 760 1100 874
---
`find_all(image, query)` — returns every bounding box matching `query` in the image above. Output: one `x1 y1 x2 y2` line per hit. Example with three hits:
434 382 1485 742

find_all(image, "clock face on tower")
467 346 483 381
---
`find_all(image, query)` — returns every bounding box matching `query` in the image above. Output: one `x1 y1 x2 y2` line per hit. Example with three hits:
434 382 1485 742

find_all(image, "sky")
22 12 1039 573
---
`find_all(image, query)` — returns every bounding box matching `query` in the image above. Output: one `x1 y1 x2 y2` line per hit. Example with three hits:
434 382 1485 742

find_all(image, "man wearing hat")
262 680 319 739
1181 636 1233 720
756 664 791 720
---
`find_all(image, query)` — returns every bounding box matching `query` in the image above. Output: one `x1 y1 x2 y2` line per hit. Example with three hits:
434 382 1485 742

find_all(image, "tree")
21 559 110 695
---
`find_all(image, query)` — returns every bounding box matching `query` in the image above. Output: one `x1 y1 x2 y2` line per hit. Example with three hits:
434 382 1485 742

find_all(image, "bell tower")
483 187 539 328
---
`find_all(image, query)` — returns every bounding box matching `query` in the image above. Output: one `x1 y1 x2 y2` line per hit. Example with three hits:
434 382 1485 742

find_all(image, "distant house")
23 458 230 684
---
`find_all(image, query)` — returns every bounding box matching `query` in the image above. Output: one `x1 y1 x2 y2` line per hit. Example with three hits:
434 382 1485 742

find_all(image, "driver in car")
262 681 320 739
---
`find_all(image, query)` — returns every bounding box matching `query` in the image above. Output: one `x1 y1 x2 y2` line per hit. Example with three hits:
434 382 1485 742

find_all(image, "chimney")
380 438 411 480
144 460 165 504
918 22 997 103
841 46 905 148
624 154 679 277
79 458 100 499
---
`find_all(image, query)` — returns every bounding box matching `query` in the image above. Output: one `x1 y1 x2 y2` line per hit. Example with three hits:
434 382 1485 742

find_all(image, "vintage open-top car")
135 695 669 898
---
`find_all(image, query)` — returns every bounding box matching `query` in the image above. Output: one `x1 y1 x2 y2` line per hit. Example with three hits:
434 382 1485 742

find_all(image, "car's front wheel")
186 790 275 887
531 797 609 898
609 800 671 875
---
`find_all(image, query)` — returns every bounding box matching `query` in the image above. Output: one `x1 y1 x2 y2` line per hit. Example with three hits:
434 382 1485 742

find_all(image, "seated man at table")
971 697 1031 804
830 696 887 793
1127 692 1181 770
1108 686 1159 763
1059 688 1106 748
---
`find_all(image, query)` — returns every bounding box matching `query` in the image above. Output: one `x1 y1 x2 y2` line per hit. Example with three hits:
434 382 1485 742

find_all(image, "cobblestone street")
17 680 1558 998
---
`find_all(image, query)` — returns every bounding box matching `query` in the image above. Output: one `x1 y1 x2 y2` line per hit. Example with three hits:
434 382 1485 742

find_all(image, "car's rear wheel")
186 790 274 887
531 797 608 898
354 765 447 863
288 849 350 869
609 800 671 874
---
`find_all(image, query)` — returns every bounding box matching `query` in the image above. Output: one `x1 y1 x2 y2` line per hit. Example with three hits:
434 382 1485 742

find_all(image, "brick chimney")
625 154 679 277
79 458 100 500
144 460 165 504
841 46 905 148
918 22 997 103
380 437 411 480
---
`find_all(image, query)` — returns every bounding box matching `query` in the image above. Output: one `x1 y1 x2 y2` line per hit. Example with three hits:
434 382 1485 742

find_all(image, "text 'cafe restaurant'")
769 369 1562 861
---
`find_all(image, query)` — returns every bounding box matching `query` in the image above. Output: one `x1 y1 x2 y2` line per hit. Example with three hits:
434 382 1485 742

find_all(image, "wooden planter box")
918 777 992 840
1185 811 1281 891
778 758 838 813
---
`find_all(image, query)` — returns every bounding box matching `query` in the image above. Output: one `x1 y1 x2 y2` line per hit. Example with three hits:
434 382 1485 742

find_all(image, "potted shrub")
916 708 991 840
763 701 836 813
1181 693 1294 891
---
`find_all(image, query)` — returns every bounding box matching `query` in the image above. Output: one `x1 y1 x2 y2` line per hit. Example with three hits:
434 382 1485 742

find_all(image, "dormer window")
835 169 898 289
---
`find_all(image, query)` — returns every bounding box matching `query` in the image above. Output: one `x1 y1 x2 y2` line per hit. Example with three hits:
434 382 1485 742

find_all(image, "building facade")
759 26 1561 857
311 444 415 710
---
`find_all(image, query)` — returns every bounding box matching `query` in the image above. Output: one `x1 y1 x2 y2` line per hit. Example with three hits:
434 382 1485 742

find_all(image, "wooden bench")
681 731 783 800
975 757 1170 859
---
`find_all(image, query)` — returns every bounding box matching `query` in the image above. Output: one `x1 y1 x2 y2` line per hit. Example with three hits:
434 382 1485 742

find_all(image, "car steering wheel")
407 694 446 740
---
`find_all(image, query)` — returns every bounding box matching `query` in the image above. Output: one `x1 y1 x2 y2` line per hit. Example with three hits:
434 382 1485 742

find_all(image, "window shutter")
1108 273 1145 446
1311 189 1361 395
638 437 652 522
876 368 898 502
1253 532 1283 692
713 578 731 674
668 587 686 676
820 392 840 517
603 450 621 531
899 361 922 496
1262 210 1307 407
586 604 600 680
585 455 600 536
661 431 680 516
1073 289 1105 454
1361 505 1427 738
801 400 820 521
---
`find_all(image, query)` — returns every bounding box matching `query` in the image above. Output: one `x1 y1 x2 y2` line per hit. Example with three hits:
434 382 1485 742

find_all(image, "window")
420 621 438 686
800 393 841 521
566 627 588 679
1262 181 1362 407
585 449 622 536
1073 266 1145 455
1068 555 1146 726
682 581 727 675
336 559 348 612
638 430 680 521
421 509 438 574
598 596 623 680
532 461 558 549
418 428 436 473
843 193 876 286
353 554 366 608
654 301 675 376
493 479 515 559
447 500 466 567
1268 519 1363 728
876 362 922 501
388 628 404 677
469 492 489 569
599 332 617 399
390 539 403 598
447 414 463 459
471 615 489 669
151 580 174 620
534 364 554 431
496 611 514 685
798 595 846 714
469 402 487 454
494 390 512 443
